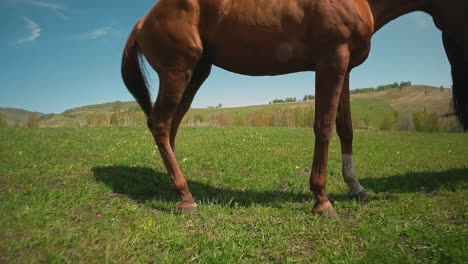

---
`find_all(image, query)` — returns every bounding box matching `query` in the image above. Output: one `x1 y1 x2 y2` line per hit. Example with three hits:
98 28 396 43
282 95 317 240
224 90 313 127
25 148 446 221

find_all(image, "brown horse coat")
122 0 466 217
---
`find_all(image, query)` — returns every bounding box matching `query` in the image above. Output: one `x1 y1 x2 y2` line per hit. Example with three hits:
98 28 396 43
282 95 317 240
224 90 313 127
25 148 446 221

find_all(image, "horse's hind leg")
149 68 199 211
152 57 210 211
336 73 367 202
136 3 204 212
170 59 212 152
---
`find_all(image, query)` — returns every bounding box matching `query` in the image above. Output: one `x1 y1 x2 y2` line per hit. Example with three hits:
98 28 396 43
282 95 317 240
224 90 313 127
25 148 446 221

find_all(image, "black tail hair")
442 31 468 131
121 25 152 118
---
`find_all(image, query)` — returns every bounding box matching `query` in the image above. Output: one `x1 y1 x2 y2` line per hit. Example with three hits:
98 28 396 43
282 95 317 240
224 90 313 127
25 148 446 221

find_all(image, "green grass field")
1 127 467 263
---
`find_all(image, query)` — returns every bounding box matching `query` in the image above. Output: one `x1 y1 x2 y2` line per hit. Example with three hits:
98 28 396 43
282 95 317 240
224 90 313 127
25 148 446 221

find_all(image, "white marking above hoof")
342 154 365 195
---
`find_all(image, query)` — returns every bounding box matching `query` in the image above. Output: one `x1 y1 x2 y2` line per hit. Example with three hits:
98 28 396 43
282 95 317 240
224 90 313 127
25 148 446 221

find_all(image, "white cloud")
78 27 112 40
21 0 69 19
17 17 41 44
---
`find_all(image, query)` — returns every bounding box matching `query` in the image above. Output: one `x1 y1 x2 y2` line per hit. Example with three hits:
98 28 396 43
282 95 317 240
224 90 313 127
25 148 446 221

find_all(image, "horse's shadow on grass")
360 168 468 194
92 166 468 209
92 166 315 208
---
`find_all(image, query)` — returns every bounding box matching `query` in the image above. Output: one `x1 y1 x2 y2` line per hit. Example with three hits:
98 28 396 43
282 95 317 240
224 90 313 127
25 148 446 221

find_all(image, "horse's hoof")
351 190 368 203
315 206 338 219
178 204 198 215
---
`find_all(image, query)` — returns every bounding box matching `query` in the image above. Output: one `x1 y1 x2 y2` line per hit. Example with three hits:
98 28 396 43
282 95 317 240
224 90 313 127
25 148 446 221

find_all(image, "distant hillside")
0 107 44 125
1 85 455 129
62 101 140 116
183 85 452 127
39 101 140 127
354 85 452 115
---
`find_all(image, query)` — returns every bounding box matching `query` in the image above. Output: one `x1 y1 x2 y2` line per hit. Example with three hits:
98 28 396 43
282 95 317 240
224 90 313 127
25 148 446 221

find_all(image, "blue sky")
0 0 451 114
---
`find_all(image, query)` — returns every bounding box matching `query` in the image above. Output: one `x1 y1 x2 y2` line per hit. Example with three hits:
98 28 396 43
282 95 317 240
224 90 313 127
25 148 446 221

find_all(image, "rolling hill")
37 101 140 127
1 85 455 129
354 85 452 115
0 107 44 126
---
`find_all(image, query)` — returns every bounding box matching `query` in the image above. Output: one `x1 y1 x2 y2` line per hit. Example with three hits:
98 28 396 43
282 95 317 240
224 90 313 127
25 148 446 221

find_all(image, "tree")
350 87 375 94
271 99 285 104
399 81 412 88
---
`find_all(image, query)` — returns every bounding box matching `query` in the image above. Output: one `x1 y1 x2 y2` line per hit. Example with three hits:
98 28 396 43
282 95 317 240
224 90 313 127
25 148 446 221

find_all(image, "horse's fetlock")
170 179 188 192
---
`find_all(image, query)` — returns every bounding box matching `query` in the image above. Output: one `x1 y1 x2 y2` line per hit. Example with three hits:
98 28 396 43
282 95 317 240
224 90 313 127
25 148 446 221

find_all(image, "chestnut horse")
122 0 466 217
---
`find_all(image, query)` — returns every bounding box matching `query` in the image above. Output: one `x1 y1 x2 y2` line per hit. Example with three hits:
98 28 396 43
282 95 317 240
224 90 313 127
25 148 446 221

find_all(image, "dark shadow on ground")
361 168 468 193
93 166 467 209
92 166 322 208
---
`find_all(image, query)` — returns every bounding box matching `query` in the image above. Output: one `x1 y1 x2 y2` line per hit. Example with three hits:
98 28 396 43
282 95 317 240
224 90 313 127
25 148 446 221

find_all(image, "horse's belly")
207 34 314 76
202 0 315 76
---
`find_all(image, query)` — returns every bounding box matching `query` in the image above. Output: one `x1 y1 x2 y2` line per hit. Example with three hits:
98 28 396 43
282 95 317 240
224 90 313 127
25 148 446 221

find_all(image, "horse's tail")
443 31 468 131
121 24 152 118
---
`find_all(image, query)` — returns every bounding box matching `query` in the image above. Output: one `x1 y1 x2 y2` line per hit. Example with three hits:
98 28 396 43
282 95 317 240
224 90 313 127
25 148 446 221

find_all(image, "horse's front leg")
310 44 350 218
336 73 368 202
